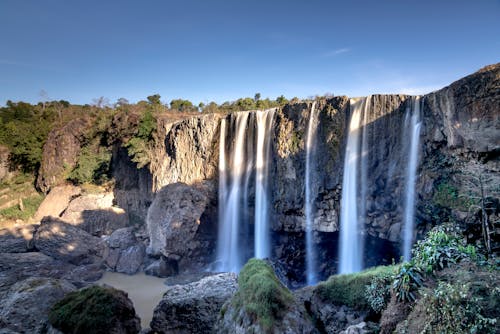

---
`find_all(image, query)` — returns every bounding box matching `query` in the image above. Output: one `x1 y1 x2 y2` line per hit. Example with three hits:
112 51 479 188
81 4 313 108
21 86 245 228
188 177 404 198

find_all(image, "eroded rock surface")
33 185 81 222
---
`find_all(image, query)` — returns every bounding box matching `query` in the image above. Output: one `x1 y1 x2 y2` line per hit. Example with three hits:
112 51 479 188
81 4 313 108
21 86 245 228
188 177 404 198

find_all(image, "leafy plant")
412 224 478 274
365 269 394 313
68 145 111 185
125 109 156 168
393 261 424 302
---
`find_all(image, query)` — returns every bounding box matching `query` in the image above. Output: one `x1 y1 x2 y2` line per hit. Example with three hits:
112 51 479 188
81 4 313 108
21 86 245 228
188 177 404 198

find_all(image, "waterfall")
216 109 275 273
403 96 422 261
339 97 368 274
216 112 250 272
254 110 276 259
305 102 319 285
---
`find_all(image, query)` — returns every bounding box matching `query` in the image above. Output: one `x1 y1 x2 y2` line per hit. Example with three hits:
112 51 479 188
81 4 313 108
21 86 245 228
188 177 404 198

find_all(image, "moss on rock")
48 285 140 334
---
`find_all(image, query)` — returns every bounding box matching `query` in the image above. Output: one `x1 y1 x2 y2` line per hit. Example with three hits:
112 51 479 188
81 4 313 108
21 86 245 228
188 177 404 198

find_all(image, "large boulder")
215 259 317 334
61 192 129 236
49 285 141 334
103 227 145 274
146 182 214 270
33 217 103 265
33 185 81 222
150 273 238 334
0 277 76 334
0 225 36 253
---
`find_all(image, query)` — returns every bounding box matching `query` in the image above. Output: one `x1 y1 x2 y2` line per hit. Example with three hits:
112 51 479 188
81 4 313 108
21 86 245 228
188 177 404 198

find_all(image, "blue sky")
1 0 499 106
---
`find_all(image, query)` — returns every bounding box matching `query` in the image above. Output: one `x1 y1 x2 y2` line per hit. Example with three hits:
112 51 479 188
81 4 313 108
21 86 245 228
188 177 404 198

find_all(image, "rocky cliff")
33 63 499 280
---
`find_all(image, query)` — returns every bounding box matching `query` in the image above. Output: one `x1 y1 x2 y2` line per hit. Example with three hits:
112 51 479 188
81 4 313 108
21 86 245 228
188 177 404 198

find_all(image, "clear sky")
1 0 499 106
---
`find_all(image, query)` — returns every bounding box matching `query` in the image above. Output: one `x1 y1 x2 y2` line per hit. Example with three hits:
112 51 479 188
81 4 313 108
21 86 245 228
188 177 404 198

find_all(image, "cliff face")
35 63 499 276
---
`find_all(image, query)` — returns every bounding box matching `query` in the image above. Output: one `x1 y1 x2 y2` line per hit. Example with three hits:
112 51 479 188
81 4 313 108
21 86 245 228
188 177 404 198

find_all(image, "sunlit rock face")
146 182 217 272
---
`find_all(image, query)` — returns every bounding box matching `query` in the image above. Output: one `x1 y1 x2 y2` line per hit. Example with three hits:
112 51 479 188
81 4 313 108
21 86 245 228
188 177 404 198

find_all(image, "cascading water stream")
305 102 319 285
403 96 422 261
339 97 367 274
216 112 250 272
254 110 276 259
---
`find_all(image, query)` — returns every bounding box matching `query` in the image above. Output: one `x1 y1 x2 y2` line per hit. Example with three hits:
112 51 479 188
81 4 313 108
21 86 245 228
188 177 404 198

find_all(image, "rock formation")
150 273 237 333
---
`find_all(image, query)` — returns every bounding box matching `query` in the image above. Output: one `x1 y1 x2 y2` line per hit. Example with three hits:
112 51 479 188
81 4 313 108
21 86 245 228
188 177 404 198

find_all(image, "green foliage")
125 109 156 168
49 285 134 334
147 94 161 105
393 261 424 302
412 224 478 274
233 259 293 331
365 268 394 313
419 282 497 333
317 265 397 309
0 101 56 172
67 145 111 185
433 182 471 211
393 224 481 303
0 193 44 220
170 98 196 112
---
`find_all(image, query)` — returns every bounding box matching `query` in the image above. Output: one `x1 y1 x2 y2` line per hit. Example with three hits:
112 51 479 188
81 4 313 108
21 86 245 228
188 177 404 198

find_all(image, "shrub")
232 259 293 331
68 145 111 185
419 282 496 333
392 261 424 302
412 224 478 274
316 265 397 309
125 109 156 168
49 285 138 334
365 269 394 313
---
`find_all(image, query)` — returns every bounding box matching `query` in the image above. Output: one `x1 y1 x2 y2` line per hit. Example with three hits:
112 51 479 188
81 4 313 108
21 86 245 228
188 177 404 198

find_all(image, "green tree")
170 99 195 112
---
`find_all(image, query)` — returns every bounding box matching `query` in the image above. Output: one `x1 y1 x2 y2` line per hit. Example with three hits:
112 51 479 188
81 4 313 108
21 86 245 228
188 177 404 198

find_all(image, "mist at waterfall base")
214 97 421 283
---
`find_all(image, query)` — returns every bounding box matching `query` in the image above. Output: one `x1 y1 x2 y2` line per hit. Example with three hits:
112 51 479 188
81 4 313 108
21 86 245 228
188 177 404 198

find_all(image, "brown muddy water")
97 271 167 328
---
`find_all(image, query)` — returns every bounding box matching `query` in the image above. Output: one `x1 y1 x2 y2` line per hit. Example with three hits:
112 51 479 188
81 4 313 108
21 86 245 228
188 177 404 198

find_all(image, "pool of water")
97 271 167 328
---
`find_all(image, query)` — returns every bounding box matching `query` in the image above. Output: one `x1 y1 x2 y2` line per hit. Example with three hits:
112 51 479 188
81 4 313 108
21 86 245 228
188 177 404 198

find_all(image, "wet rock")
33 217 103 265
144 257 178 278
150 273 237 334
0 277 76 334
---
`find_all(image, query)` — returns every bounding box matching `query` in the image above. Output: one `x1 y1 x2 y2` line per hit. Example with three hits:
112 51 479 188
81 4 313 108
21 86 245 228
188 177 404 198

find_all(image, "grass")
0 193 44 221
49 285 134 334
315 265 399 310
232 258 294 331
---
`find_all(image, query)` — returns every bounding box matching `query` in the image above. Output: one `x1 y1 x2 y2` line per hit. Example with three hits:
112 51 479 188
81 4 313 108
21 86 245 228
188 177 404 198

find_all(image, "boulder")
144 257 178 278
146 182 211 266
0 225 36 253
150 273 238 334
0 277 76 334
103 227 145 274
33 217 103 265
61 192 129 236
49 285 141 334
33 185 81 222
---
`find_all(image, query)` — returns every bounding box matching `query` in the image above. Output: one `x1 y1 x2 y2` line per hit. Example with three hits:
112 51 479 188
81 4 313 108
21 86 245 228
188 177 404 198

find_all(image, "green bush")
68 145 111 185
316 265 398 309
393 261 424 302
433 182 471 211
420 282 496 333
412 224 478 274
365 268 394 313
232 259 293 331
48 286 135 334
125 109 156 168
